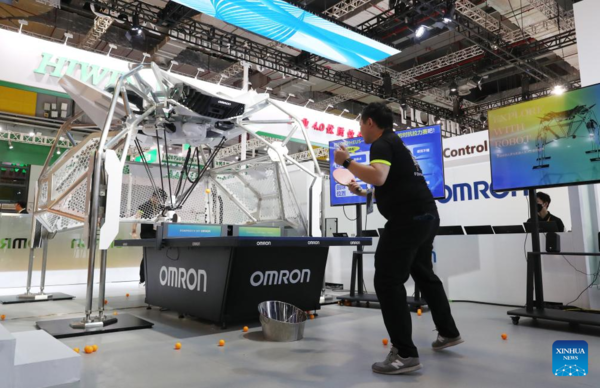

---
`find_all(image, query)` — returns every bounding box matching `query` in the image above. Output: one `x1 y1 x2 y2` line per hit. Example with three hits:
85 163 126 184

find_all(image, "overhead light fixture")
141 52 151 64
168 60 179 73
355 113 362 121
8 140 13 150
415 25 427 38
284 93 296 103
303 99 314 108
339 109 349 117
63 32 73 45
56 149 61 155
195 68 205 79
552 85 566 95
434 116 441 124
449 80 459 96
126 14 145 43
217 74 229 86
324 104 334 113
18 19 28 34
107 43 117 57
29 131 35 137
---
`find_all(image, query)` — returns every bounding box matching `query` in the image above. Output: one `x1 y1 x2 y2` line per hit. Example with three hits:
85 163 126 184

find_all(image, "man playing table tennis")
334 102 462 375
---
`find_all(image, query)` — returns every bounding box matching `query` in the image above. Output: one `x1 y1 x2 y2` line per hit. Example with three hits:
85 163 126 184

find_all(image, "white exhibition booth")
0 23 599 312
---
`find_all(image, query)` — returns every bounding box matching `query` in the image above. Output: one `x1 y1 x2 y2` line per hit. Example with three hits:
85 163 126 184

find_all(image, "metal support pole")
97 249 108 320
39 237 49 295
24 248 35 296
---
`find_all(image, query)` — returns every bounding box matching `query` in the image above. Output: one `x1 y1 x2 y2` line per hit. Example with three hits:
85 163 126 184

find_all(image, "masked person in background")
527 191 565 232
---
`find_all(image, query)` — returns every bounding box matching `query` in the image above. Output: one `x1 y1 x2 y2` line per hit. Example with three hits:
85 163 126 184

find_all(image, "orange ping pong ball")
84 346 94 354
417 309 422 316
501 333 508 340
126 293 130 297
205 189 211 194
243 326 249 332
310 314 315 320
73 348 80 353
92 345 98 352
104 300 108 305
219 339 225 347
382 338 389 346
0 315 5 321
175 342 182 350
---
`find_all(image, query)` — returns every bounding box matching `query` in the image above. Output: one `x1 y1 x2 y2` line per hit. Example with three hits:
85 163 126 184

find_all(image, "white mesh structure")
208 158 307 232
36 134 100 233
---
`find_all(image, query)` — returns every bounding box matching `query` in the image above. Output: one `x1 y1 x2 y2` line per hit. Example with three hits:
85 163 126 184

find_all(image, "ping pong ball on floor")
0 315 5 321
175 342 182 350
104 300 108 305
84 346 94 354
126 293 130 297
205 189 211 194
113 311 118 316
501 333 508 340
243 326 249 332
73 348 80 353
310 314 315 320
219 340 225 347
417 309 422 316
382 338 389 346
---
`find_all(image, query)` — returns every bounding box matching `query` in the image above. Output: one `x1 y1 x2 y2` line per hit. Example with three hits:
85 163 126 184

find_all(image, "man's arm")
334 143 391 186
346 162 389 187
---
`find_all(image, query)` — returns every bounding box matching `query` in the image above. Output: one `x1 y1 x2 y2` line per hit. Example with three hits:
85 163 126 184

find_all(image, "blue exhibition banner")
173 0 399 69
328 125 445 206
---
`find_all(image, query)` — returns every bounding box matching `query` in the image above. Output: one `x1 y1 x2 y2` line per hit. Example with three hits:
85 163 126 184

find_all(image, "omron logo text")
438 181 527 203
250 269 311 286
217 100 232 105
307 241 320 245
256 241 271 246
159 266 207 292
350 241 360 245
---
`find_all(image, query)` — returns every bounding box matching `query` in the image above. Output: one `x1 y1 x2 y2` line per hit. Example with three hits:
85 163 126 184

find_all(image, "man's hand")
334 145 350 166
348 179 364 196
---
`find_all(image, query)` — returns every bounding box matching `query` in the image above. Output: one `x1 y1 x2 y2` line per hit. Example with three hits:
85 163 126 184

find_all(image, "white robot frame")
24 62 324 330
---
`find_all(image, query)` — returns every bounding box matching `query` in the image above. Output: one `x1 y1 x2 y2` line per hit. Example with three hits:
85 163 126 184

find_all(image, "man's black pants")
374 212 460 358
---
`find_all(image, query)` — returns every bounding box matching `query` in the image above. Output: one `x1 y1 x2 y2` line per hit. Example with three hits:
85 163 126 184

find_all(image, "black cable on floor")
450 300 523 308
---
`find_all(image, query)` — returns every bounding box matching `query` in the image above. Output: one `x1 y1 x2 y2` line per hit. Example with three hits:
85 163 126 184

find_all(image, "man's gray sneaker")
432 334 464 351
371 347 422 375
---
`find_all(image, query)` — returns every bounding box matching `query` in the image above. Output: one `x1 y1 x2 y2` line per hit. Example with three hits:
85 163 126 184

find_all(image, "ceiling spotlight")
56 149 61 155
480 113 487 123
415 25 427 38
107 43 117 57
141 52 151 64
434 116 441 124
355 113 362 121
449 81 458 92
8 140 13 150
265 87 273 93
168 60 179 73
324 104 334 113
393 123 398 127
284 93 296 103
304 99 314 108
195 68 205 79
552 85 566 95
29 131 34 137
126 14 145 42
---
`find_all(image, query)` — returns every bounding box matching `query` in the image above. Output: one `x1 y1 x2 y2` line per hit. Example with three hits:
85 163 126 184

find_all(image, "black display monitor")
436 226 465 235
333 232 348 237
492 225 526 234
464 225 495 235
524 222 559 233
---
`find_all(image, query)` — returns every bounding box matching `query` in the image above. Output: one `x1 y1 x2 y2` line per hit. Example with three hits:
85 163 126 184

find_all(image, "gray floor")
1 293 599 388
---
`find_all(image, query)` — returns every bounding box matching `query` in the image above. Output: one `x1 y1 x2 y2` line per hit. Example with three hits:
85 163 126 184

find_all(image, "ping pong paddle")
332 168 355 186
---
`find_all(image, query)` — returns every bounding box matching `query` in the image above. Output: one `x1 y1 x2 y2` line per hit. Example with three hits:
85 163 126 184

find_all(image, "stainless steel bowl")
258 301 307 342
